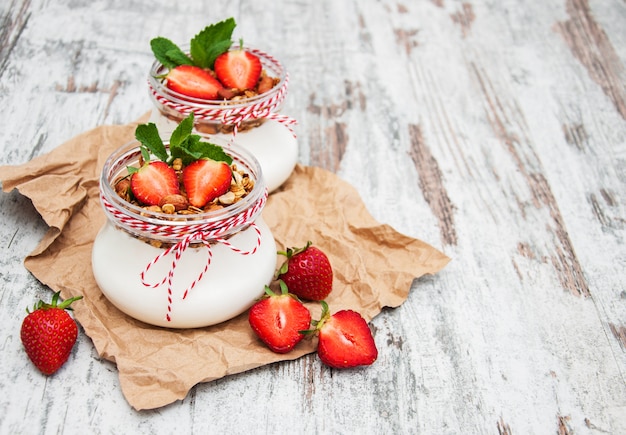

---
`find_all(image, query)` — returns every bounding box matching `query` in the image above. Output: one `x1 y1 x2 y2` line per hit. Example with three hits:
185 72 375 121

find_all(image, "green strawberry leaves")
133 113 233 168
151 18 236 70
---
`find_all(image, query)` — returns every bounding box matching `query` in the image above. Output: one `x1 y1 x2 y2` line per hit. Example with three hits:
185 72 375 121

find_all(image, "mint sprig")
132 113 233 168
150 37 194 69
135 123 168 162
169 113 233 166
150 18 236 70
190 18 236 68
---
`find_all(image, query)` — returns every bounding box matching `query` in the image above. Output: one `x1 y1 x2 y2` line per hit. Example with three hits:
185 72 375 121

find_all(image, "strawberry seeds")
248 242 379 370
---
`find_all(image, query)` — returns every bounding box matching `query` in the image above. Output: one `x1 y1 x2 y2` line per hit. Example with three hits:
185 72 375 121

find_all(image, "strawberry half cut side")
214 49 262 90
248 281 312 353
166 65 223 100
182 158 232 208
314 302 378 369
130 161 181 206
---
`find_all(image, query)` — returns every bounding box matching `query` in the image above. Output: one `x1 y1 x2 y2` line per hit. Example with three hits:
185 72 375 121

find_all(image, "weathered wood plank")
0 0 624 433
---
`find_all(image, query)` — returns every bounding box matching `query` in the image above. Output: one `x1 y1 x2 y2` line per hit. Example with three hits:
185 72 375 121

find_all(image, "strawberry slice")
166 65 223 100
248 282 312 353
182 158 232 208
130 161 180 206
214 49 262 90
314 302 378 369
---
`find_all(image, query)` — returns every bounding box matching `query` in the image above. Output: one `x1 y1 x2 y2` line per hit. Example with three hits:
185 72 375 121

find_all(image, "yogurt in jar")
92 139 276 328
147 46 298 193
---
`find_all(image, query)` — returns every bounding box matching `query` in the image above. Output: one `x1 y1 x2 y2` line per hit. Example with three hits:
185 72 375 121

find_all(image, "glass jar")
147 46 298 193
92 139 276 328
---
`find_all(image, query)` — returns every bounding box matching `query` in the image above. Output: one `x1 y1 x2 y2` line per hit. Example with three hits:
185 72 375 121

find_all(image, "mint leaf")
134 114 232 167
170 135 205 166
169 113 195 149
168 113 232 165
170 136 233 166
135 123 168 162
150 37 193 69
139 146 151 163
188 140 233 165
189 17 236 68
165 48 194 67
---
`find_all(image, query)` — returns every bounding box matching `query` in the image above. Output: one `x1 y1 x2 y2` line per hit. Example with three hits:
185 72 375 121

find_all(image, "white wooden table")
1 0 625 433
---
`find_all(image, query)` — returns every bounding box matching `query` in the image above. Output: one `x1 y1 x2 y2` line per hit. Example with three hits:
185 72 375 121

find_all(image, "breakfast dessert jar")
147 46 298 193
92 139 276 329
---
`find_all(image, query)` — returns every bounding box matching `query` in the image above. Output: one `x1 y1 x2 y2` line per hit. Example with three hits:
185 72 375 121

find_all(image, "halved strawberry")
130 161 180 206
313 301 378 369
248 282 312 353
166 65 223 100
182 158 232 208
214 49 262 90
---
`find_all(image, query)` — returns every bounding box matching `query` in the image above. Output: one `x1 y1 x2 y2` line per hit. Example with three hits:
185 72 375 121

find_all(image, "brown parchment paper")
0 116 450 411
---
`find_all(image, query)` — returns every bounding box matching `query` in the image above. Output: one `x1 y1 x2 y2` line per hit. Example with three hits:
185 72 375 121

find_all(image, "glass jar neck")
99 140 266 246
147 46 297 136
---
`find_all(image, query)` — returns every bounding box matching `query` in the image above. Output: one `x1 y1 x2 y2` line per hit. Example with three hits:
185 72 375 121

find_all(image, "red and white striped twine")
148 48 297 137
100 187 267 322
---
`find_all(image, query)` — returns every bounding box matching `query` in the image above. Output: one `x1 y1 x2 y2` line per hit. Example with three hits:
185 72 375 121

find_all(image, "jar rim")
147 44 287 110
100 137 266 234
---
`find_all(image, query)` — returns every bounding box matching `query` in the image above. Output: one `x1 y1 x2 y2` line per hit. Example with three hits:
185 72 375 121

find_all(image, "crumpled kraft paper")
0 116 450 411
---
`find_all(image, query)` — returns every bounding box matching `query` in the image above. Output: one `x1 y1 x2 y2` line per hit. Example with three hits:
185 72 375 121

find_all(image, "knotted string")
100 187 268 322
139 223 262 321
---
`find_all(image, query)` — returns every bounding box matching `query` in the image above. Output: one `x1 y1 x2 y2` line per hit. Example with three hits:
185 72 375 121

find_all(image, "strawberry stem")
316 300 331 330
299 300 330 335
26 291 83 313
275 241 314 279
277 240 313 259
277 280 289 295
263 285 277 297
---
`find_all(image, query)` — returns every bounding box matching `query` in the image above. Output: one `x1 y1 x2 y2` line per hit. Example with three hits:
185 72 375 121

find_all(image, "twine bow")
100 187 268 322
140 223 262 322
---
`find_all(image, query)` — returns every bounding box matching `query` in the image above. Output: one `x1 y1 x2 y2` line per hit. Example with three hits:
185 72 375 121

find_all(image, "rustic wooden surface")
1 0 625 433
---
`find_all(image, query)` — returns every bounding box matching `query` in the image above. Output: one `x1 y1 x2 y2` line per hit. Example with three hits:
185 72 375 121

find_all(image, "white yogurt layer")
92 216 276 329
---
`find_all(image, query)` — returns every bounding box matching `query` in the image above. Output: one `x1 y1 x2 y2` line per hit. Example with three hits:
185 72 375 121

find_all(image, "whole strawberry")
276 241 333 301
248 281 312 353
20 292 83 375
309 301 378 369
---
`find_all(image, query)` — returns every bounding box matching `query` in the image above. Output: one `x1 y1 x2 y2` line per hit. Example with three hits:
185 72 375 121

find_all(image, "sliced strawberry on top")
314 302 378 369
166 65 223 100
214 49 262 90
182 158 232 208
130 161 180 206
248 282 312 354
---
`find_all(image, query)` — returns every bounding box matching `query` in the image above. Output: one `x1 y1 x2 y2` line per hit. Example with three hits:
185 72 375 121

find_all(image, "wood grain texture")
0 0 625 433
